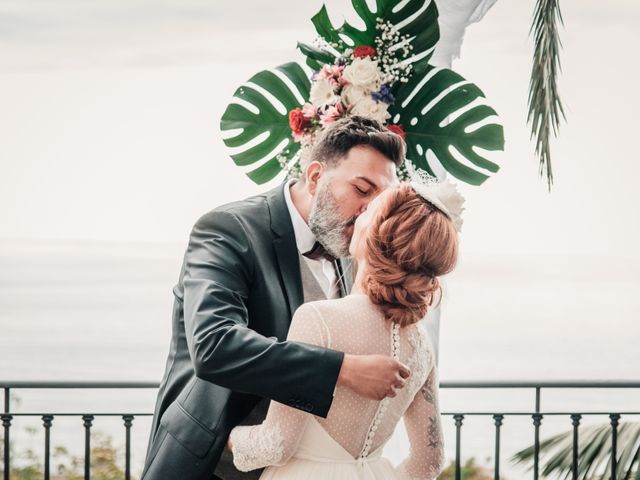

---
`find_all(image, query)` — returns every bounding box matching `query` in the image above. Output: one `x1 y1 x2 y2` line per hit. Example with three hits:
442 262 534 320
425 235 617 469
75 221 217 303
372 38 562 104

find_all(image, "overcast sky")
1 0 639 263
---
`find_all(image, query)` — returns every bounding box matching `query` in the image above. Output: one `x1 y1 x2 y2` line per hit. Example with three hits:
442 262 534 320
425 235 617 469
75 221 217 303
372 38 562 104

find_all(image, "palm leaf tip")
511 422 640 479
528 0 565 191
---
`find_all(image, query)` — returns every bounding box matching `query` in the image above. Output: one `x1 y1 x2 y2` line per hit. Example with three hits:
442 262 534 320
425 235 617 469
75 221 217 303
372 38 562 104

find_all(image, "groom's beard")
309 182 357 259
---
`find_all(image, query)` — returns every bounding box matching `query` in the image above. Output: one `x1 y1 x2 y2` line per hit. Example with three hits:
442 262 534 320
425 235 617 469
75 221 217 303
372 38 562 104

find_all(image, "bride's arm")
396 365 446 480
228 302 329 472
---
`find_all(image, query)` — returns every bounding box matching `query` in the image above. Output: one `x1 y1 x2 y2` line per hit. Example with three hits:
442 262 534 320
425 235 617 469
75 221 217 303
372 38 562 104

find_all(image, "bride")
227 180 459 479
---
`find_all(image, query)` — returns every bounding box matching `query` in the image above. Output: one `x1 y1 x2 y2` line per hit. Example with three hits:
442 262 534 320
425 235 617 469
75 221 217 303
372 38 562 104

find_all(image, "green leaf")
309 0 439 74
511 421 640 480
296 42 336 70
220 62 310 184
528 0 565 190
391 65 504 186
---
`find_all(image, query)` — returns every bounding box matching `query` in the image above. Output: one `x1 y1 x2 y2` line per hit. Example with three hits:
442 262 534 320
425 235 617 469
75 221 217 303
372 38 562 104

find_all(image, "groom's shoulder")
191 188 275 234
209 190 269 219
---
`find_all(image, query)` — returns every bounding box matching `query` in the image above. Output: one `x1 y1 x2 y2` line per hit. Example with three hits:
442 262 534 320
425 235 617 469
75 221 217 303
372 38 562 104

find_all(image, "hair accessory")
406 161 465 233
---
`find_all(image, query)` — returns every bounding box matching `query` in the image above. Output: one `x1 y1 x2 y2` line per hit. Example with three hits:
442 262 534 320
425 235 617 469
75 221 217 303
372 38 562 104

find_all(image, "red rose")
353 46 376 59
289 108 311 135
387 124 407 141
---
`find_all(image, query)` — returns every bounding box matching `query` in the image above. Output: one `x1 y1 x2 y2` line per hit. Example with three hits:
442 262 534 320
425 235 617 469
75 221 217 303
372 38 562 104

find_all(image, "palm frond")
528 0 565 191
510 422 640 479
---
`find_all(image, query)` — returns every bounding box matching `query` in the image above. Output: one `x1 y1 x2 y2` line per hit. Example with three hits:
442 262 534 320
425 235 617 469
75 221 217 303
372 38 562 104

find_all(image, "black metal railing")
1 381 156 480
440 380 640 480
2 380 639 480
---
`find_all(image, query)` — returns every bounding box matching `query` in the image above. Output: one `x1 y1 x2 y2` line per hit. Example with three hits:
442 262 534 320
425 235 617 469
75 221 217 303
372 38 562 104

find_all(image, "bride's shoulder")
408 321 434 352
297 294 378 321
291 298 341 323
403 323 436 390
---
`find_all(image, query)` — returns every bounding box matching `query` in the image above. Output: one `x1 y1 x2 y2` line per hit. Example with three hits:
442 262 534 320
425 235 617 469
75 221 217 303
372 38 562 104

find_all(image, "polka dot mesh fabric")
229 294 446 478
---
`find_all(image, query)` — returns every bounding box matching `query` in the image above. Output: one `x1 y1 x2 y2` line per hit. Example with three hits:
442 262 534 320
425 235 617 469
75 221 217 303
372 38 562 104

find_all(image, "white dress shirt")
283 180 341 299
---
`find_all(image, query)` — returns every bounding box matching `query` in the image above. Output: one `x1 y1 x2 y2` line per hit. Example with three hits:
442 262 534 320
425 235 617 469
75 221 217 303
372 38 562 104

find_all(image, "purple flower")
372 84 395 104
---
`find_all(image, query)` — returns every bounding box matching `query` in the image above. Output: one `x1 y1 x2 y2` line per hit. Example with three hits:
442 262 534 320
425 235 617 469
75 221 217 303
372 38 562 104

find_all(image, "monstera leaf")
391 65 505 186
303 0 440 74
220 62 310 184
220 0 504 186
296 42 337 71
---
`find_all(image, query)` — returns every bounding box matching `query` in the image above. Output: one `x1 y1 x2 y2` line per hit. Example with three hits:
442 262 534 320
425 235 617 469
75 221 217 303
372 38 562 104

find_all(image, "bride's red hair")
363 183 459 327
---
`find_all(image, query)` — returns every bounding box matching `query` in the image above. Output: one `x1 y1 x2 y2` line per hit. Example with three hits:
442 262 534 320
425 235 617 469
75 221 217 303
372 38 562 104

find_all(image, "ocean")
1 240 639 479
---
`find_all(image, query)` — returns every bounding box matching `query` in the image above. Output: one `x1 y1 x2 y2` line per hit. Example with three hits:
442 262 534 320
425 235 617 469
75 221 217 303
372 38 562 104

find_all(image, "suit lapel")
266 184 304 318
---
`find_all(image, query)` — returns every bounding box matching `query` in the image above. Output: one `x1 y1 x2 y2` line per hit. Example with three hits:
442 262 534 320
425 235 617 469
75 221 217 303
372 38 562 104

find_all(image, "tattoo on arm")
426 417 441 448
421 370 442 449
420 378 436 405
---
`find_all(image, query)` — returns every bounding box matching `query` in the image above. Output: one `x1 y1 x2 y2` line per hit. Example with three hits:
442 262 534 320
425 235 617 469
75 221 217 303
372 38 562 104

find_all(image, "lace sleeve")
229 302 329 471
395 365 446 480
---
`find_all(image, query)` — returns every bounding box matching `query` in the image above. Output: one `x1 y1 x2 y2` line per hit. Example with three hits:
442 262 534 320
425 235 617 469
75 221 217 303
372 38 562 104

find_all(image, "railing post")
570 413 581 480
42 415 54 480
532 413 543 480
2 389 10 480
123 415 134 480
454 414 464 480
493 414 504 480
82 415 94 480
532 386 542 480
1 413 11 480
610 413 620 480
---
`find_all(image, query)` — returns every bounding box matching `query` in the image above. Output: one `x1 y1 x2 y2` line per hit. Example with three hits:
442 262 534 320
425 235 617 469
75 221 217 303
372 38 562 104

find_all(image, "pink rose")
319 102 345 127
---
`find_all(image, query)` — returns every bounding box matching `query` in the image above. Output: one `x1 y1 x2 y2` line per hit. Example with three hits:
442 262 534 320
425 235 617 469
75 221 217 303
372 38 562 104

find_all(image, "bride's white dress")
229 293 445 479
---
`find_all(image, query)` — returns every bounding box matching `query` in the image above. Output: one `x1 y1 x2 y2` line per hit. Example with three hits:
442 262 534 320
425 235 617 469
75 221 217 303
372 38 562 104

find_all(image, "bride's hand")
226 437 233 451
337 353 411 400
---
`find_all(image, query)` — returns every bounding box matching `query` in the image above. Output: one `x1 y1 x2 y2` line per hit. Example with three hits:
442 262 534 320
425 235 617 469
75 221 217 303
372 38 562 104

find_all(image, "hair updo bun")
363 182 459 327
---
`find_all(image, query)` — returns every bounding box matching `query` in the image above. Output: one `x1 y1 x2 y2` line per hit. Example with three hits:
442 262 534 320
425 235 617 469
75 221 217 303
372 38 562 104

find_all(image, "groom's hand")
337 354 411 400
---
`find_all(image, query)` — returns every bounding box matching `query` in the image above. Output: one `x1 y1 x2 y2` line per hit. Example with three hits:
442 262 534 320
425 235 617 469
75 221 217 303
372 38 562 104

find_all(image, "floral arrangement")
289 20 412 146
221 0 504 187
284 20 417 178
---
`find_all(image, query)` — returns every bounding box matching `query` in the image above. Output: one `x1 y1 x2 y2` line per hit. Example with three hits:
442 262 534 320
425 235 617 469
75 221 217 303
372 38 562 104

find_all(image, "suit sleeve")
182 209 344 418
229 303 328 471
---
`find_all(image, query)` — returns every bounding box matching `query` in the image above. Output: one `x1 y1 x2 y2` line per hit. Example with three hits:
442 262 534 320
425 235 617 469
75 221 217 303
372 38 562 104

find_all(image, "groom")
141 116 410 480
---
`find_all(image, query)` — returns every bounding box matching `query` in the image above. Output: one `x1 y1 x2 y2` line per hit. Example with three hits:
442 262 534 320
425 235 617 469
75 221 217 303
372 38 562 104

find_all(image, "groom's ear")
305 161 324 196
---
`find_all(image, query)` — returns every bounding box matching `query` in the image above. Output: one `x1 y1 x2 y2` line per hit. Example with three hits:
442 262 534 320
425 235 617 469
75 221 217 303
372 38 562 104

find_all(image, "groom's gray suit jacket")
141 184 351 480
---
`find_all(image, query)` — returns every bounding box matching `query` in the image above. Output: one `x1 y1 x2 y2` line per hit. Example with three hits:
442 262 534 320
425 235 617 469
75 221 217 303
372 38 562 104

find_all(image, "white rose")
350 96 391 124
309 78 339 107
342 57 381 90
341 85 369 107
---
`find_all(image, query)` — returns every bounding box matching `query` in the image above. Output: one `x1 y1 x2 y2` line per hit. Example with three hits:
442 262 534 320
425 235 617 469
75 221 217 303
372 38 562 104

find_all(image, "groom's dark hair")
306 115 406 172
